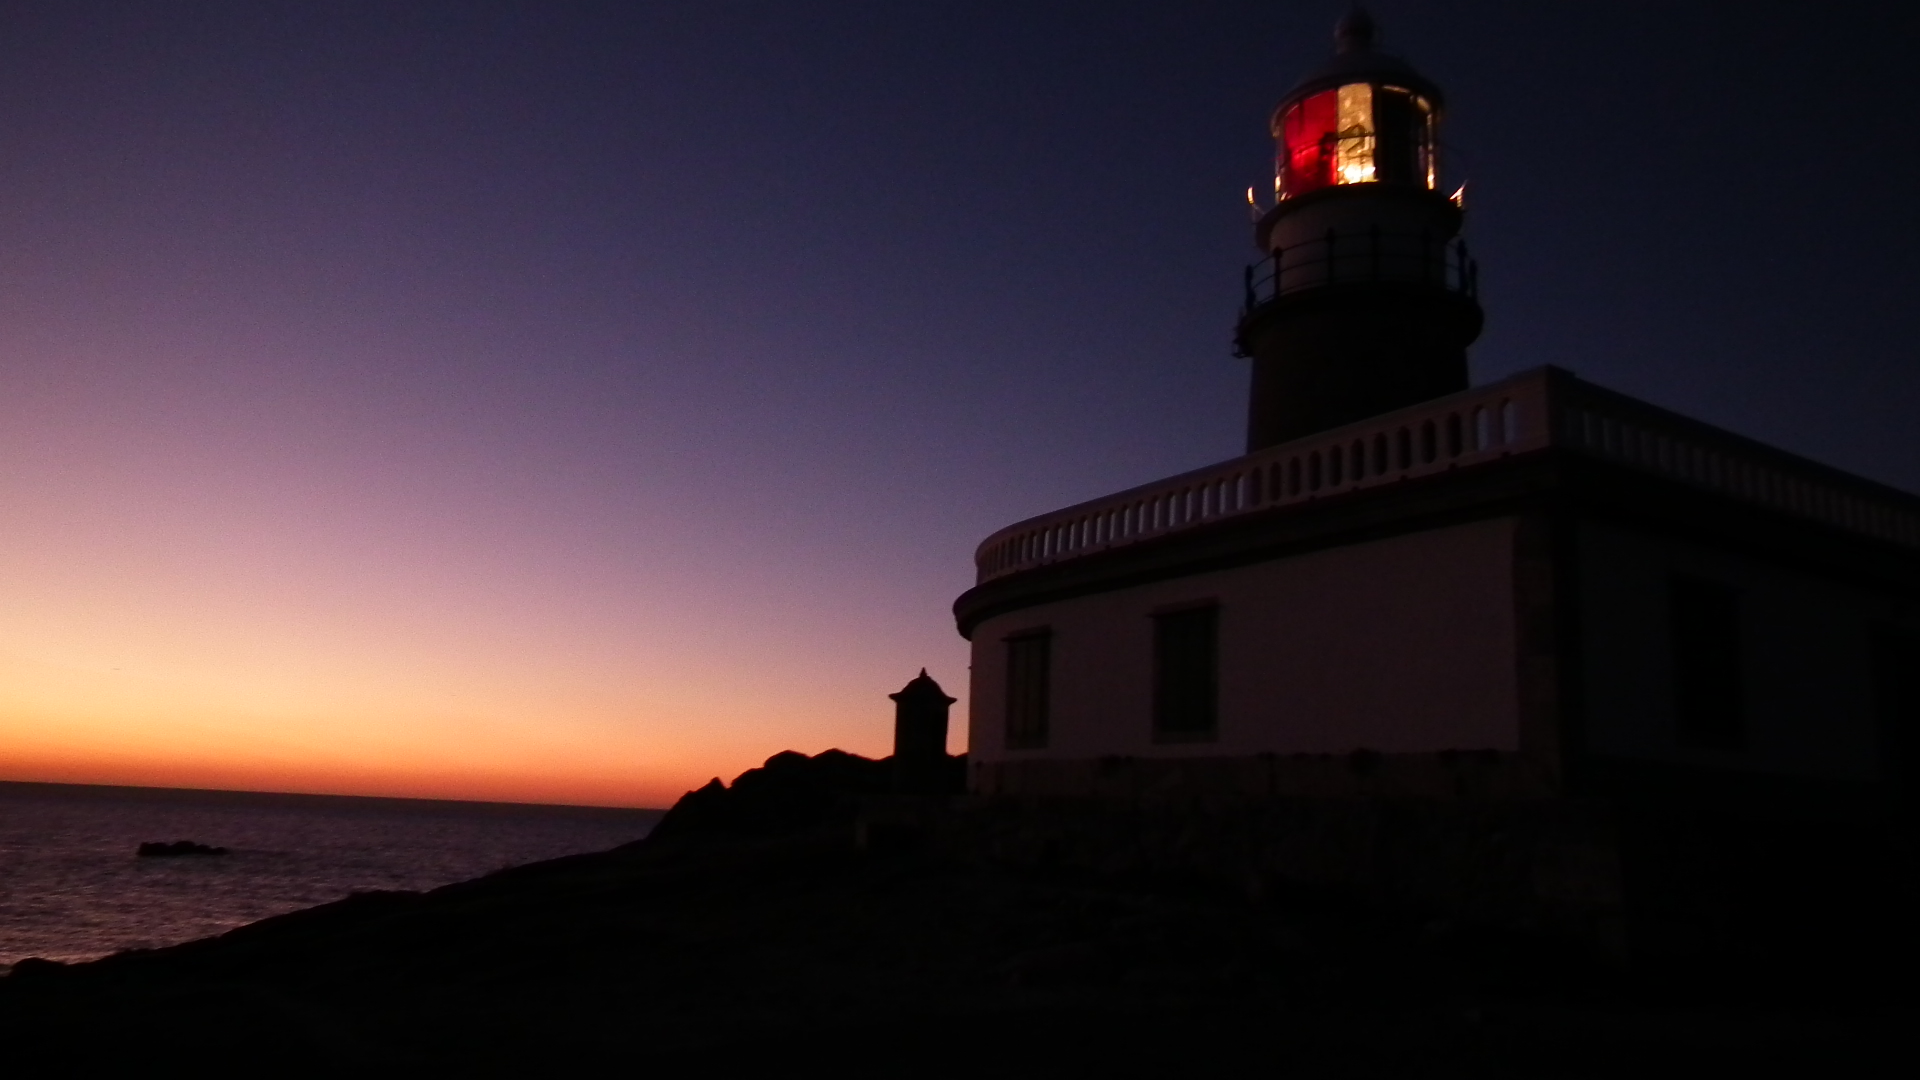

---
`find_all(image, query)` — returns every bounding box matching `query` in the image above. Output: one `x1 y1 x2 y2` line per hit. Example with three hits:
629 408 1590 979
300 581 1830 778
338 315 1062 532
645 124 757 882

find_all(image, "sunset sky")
2 2 1915 807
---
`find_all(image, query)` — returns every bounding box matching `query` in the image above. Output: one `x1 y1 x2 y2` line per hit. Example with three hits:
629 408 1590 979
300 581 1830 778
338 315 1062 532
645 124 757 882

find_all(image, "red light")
1280 89 1340 198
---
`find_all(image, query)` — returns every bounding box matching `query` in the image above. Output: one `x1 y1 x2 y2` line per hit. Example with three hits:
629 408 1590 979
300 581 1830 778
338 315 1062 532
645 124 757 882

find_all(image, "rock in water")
136 840 228 858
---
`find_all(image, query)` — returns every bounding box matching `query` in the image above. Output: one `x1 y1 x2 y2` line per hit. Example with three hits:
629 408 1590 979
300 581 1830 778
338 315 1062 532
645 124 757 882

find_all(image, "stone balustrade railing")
1557 379 1920 550
974 371 1553 581
973 367 1920 583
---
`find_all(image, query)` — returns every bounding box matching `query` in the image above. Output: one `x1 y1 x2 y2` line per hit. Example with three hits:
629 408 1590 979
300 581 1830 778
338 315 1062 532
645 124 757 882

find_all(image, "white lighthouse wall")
967 517 1521 763
1575 520 1885 782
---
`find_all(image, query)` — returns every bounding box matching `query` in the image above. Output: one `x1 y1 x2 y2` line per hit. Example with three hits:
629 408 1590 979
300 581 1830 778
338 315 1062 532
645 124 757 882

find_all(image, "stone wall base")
932 792 1918 970
973 751 1556 802
941 795 1625 956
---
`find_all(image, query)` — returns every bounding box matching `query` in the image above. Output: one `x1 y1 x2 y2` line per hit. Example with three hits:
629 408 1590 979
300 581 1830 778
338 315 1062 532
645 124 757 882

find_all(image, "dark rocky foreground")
2 751 1912 1076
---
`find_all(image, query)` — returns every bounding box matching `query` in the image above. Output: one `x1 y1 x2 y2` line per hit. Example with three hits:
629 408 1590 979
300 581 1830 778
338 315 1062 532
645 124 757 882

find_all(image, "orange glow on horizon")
0 470 970 810
0 691 917 809
0 638 943 807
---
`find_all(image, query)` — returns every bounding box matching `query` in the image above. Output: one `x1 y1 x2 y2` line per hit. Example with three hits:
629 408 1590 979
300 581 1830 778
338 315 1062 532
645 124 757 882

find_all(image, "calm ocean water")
0 781 662 968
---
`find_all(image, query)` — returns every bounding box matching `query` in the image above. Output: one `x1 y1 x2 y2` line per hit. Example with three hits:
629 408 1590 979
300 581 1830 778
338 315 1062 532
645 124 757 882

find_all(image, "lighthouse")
1237 10 1482 451
949 10 1920 956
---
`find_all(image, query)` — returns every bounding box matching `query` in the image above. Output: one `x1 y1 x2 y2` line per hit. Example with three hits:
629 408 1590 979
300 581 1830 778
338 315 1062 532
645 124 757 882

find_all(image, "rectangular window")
1669 577 1743 750
1004 630 1051 750
1153 605 1218 743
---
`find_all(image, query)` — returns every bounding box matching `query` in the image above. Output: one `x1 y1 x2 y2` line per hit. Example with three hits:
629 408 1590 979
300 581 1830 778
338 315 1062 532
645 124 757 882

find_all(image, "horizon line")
0 777 668 815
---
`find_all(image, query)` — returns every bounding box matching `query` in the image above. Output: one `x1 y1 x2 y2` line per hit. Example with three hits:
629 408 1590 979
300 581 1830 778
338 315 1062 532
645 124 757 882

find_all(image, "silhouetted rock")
648 748 963 842
137 840 229 857
6 958 66 979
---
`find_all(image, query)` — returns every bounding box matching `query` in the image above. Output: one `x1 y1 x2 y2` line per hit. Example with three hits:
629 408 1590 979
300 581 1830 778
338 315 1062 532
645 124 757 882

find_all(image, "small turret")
890 669 955 795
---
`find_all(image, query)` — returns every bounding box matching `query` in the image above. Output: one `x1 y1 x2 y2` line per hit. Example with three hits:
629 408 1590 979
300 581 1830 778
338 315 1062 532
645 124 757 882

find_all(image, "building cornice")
956 370 1920 638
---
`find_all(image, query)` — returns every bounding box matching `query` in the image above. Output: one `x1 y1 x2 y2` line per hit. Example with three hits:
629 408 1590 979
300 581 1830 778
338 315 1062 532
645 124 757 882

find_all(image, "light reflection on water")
0 781 660 967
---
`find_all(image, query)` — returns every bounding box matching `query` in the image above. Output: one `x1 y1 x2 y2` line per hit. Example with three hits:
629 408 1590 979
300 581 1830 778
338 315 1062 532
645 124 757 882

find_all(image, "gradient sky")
1 1 1915 807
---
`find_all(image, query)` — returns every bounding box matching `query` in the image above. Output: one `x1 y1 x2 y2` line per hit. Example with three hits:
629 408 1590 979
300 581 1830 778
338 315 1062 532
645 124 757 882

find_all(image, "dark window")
1670 577 1743 749
1005 631 1051 750
1154 606 1218 742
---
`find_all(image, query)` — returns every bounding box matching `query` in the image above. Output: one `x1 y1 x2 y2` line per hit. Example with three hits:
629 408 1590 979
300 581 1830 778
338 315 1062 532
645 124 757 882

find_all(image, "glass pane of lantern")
1334 82 1375 185
1374 86 1416 184
1280 89 1339 197
1418 95 1436 189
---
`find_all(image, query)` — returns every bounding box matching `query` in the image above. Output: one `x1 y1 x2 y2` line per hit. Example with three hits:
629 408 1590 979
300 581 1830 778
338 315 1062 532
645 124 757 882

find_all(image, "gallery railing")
1240 228 1479 315
972 368 1920 583
1554 380 1920 551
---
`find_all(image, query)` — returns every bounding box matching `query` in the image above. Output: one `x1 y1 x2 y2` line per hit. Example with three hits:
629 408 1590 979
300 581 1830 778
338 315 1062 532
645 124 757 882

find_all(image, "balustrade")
1240 228 1477 316
973 369 1920 582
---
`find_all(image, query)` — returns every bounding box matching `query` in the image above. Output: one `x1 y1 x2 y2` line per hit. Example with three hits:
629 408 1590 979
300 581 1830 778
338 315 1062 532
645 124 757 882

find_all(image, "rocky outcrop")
0 750 1908 1072
136 841 229 857
647 748 962 842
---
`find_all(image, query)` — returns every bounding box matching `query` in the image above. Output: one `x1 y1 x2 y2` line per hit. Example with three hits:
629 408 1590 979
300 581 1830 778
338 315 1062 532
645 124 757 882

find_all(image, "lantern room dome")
1280 10 1444 109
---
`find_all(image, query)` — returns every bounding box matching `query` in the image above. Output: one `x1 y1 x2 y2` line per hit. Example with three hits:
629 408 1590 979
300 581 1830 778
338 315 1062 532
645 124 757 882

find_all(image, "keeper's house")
952 14 1920 817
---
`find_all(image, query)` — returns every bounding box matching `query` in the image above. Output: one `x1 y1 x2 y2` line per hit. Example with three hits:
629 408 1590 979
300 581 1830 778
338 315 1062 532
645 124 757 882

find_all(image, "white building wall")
968 517 1521 763
1576 520 1885 782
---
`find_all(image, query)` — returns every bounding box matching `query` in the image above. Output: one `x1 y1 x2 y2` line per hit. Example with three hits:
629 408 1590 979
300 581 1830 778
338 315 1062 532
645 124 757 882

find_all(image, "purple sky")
0 1 1914 805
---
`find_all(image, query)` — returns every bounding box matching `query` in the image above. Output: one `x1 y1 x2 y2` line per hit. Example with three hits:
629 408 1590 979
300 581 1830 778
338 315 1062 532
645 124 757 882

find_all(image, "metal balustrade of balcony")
1239 228 1478 318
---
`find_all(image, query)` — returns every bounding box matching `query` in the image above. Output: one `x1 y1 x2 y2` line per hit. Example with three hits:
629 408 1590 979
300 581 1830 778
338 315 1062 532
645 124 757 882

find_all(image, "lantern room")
1276 82 1435 198
1269 10 1445 202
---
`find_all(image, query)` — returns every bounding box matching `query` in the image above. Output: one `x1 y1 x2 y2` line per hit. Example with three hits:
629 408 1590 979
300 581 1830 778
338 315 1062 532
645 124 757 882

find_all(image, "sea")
0 780 663 969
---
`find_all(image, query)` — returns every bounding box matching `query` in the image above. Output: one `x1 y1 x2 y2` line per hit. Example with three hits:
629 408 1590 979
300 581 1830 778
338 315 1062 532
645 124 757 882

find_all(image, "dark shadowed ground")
2 752 1912 1077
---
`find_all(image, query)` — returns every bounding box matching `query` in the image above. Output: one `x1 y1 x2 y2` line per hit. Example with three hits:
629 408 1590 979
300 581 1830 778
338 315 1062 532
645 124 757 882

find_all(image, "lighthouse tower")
1236 10 1482 451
